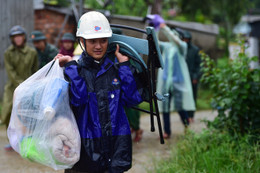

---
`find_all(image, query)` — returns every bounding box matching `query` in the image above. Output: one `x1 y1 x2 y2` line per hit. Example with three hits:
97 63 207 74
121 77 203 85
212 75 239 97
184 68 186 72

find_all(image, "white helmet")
76 11 112 39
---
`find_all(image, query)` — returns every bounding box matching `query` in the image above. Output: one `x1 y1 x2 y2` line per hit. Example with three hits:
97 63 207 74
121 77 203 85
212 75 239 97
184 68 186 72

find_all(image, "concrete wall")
0 0 34 100
110 15 219 53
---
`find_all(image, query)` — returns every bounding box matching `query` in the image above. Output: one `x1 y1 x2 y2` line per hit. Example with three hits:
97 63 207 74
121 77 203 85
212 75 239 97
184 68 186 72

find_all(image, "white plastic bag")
7 60 81 170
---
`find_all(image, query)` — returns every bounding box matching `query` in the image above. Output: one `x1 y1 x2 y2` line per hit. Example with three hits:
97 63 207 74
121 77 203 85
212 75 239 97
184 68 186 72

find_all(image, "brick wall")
34 9 76 47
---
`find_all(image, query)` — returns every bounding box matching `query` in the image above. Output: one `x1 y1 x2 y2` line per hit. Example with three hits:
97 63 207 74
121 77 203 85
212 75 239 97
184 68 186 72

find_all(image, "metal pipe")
110 24 147 34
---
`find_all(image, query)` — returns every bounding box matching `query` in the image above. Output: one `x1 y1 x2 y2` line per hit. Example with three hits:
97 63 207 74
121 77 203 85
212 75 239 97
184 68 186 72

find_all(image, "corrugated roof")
242 15 260 23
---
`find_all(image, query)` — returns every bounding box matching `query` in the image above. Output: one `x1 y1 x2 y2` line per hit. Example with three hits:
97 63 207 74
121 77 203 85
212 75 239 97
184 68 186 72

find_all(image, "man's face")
33 40 46 51
12 34 25 47
85 38 108 61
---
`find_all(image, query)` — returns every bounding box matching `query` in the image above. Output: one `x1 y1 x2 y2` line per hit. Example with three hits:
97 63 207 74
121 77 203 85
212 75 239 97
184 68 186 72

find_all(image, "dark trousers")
188 83 198 118
65 169 109 173
162 88 189 135
163 111 189 135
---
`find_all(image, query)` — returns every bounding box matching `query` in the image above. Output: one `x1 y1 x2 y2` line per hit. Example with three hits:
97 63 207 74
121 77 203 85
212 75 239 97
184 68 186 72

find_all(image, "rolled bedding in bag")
49 117 80 165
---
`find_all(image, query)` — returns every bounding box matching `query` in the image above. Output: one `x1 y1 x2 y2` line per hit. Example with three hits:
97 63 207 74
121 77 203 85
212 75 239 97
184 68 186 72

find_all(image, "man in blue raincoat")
56 11 143 173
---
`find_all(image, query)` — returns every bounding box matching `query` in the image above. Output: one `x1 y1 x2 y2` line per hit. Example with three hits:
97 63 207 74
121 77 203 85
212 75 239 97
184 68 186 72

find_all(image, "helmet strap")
77 38 88 55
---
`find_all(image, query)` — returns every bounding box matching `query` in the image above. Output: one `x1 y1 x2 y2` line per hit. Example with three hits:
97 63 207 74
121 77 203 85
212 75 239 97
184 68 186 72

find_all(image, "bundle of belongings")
7 60 81 170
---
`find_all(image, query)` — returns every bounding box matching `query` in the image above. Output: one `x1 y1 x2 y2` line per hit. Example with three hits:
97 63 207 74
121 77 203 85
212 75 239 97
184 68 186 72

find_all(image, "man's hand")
54 54 73 67
115 44 129 63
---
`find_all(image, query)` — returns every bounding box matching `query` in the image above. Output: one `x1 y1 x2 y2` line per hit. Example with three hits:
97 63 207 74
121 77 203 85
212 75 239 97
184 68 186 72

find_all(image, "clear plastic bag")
7 60 81 170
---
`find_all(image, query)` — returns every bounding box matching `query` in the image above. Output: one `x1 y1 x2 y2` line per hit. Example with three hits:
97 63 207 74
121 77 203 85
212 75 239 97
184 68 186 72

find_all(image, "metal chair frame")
109 24 165 144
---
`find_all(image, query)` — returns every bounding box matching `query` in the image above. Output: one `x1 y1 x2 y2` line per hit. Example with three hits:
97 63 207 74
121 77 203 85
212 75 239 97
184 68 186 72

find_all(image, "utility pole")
79 0 84 16
151 0 162 14
144 0 162 15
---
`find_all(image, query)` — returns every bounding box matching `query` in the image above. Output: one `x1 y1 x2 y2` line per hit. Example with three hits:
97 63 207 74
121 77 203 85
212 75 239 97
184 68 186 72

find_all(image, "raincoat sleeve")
64 60 88 106
118 61 143 107
4 51 24 86
161 26 187 57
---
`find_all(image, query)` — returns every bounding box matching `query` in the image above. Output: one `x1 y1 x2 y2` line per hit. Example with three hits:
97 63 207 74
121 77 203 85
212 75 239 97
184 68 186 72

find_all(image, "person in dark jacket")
59 32 75 57
30 30 58 68
182 31 201 122
56 11 143 173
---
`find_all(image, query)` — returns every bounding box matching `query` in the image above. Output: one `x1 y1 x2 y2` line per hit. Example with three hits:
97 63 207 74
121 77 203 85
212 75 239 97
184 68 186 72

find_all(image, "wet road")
0 110 217 173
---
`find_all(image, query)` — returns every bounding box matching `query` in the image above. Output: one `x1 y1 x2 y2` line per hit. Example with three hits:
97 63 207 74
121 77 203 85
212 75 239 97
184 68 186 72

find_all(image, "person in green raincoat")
147 15 195 139
30 30 58 68
1 25 38 150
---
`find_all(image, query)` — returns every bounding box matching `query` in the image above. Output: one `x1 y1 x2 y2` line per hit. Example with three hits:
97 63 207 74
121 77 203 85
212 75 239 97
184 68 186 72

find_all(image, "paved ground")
0 110 217 173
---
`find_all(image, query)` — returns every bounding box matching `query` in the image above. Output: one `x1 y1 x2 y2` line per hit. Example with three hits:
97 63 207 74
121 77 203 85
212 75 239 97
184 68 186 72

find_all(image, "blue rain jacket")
157 26 195 112
64 52 143 173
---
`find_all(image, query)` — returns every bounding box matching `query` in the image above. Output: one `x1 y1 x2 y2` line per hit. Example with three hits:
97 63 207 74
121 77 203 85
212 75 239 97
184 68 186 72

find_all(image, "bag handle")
45 60 56 77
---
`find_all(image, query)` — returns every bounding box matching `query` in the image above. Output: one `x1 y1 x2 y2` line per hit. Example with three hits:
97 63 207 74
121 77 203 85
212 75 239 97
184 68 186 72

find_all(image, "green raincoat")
157 26 195 112
37 43 58 68
1 45 38 127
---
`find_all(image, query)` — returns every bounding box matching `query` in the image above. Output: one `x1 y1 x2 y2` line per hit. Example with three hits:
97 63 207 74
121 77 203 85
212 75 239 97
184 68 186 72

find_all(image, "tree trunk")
151 0 163 14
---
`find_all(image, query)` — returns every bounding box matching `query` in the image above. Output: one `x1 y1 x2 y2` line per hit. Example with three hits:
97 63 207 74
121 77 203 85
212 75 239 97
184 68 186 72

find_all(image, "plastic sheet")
7 60 81 170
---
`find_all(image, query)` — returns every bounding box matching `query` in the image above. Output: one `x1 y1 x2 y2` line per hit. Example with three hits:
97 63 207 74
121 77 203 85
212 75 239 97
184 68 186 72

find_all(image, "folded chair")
107 24 166 144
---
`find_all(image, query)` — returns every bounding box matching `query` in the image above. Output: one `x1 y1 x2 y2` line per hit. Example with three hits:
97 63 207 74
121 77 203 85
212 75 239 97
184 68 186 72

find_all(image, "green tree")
85 0 149 16
178 0 252 56
178 0 212 21
213 0 252 56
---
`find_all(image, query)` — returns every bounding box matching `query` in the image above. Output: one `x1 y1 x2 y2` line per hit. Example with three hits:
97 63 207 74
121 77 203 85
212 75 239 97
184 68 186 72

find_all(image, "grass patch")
152 129 260 173
138 102 150 111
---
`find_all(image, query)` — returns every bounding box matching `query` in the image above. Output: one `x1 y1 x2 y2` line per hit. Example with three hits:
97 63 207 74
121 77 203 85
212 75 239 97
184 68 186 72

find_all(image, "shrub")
200 37 260 137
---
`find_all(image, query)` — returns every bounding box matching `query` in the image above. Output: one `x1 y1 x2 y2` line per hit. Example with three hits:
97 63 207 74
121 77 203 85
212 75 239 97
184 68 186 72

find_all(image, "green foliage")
178 0 252 24
85 0 148 17
178 0 253 56
196 87 213 110
200 37 260 136
178 0 212 23
153 129 260 173
216 56 229 68
43 0 70 7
